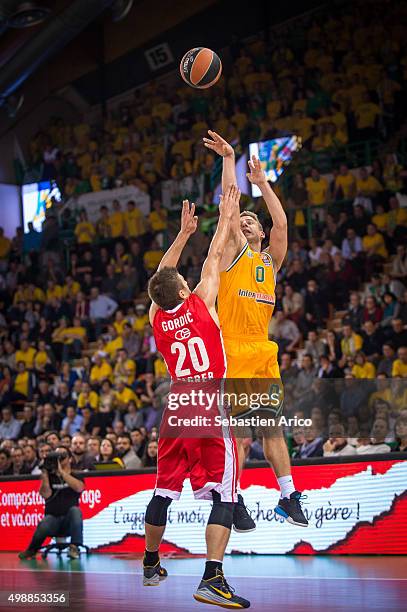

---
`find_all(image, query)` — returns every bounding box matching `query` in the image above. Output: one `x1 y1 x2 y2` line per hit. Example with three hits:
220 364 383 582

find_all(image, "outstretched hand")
203 130 234 158
180 199 198 236
219 184 241 219
246 155 267 186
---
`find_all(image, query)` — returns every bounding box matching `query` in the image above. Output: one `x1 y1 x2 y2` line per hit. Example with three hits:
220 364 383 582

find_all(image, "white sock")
277 475 295 499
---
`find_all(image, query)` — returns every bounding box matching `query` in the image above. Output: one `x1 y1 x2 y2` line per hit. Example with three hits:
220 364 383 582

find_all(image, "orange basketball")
180 47 222 89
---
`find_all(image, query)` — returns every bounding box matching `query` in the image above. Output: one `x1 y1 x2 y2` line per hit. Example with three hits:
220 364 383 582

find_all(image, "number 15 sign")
145 43 174 71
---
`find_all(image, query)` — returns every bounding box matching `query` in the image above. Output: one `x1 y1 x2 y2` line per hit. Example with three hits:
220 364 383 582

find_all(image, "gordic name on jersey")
153 294 226 381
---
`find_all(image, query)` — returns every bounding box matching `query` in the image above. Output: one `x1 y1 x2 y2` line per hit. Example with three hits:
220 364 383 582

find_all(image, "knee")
145 495 172 526
67 506 83 521
207 492 234 530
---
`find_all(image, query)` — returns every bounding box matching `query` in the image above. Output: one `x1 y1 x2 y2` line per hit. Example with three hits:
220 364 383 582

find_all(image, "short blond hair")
240 210 263 231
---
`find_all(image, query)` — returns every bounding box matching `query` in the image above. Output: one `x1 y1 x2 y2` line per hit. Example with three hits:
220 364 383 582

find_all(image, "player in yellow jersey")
204 131 308 529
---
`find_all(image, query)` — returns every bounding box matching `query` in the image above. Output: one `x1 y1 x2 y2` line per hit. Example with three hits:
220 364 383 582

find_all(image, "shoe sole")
143 575 160 586
275 506 308 527
232 526 256 533
193 593 246 608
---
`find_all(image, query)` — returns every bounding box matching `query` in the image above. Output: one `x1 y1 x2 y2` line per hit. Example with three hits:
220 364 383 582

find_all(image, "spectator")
361 320 383 362
293 354 317 400
393 416 407 452
293 424 323 458
130 428 147 459
20 405 36 438
124 400 142 431
23 444 40 474
305 168 329 206
340 323 363 359
89 287 118 335
282 284 304 322
86 436 101 460
323 423 357 456
98 438 124 467
270 311 300 353
142 439 158 467
377 343 396 376
345 292 364 331
392 346 407 378
0 448 13 475
385 318 407 350
304 330 326 363
352 351 376 378
61 406 83 437
11 447 27 475
341 228 363 261
0 406 21 440
334 164 356 200
116 433 142 469
70 433 95 470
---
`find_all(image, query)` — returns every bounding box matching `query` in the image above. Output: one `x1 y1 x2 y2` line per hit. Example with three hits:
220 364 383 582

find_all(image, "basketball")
180 47 222 89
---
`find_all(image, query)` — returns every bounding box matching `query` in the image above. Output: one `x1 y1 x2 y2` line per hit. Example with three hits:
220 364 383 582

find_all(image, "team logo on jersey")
261 253 272 266
175 328 191 341
247 250 254 258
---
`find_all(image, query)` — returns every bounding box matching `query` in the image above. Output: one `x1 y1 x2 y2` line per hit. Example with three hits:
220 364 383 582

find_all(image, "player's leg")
233 434 256 532
143 437 185 585
224 365 257 533
193 437 250 609
260 356 308 526
262 426 308 526
143 494 172 585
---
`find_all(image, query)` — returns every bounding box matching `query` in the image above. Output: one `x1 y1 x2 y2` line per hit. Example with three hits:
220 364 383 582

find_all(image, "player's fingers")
209 130 223 142
227 183 235 198
190 203 195 216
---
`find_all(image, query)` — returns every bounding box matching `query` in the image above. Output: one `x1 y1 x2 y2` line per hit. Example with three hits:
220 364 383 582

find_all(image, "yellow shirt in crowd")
392 360 407 378
77 391 99 410
352 362 376 379
90 361 113 383
306 177 329 205
362 233 388 259
75 221 95 244
108 211 124 238
15 347 36 369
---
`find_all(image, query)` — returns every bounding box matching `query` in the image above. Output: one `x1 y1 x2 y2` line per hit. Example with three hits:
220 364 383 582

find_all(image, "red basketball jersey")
153 293 227 380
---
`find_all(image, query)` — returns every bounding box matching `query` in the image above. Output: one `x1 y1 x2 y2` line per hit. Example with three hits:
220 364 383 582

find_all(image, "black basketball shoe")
143 560 168 586
194 569 250 608
233 494 256 533
275 491 308 526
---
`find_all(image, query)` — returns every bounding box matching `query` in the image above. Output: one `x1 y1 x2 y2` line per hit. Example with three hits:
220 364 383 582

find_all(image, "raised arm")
203 131 246 256
194 184 241 317
247 155 287 271
149 200 197 324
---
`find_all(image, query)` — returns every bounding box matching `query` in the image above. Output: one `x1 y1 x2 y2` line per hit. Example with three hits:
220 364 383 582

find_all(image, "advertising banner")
0 459 406 555
65 185 150 221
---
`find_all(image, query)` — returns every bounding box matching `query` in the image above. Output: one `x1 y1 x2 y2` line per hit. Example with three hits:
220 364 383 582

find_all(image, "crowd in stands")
22 1 406 200
1 0 407 475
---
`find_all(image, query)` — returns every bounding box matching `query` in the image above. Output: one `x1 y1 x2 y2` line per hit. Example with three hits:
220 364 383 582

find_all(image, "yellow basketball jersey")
218 243 276 341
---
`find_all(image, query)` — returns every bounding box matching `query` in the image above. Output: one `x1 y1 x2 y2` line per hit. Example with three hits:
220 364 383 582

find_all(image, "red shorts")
155 435 238 503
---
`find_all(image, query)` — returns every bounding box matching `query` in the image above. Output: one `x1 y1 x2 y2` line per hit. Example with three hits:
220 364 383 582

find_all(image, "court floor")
0 552 406 611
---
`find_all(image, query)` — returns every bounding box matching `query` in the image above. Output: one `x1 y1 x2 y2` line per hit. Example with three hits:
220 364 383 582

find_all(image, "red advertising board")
0 458 406 555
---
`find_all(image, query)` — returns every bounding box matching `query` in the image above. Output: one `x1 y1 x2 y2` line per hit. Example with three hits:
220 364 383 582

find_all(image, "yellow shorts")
224 339 281 378
223 339 283 418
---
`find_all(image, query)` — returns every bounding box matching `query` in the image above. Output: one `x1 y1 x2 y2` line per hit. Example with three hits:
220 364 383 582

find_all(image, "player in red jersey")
143 185 250 609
